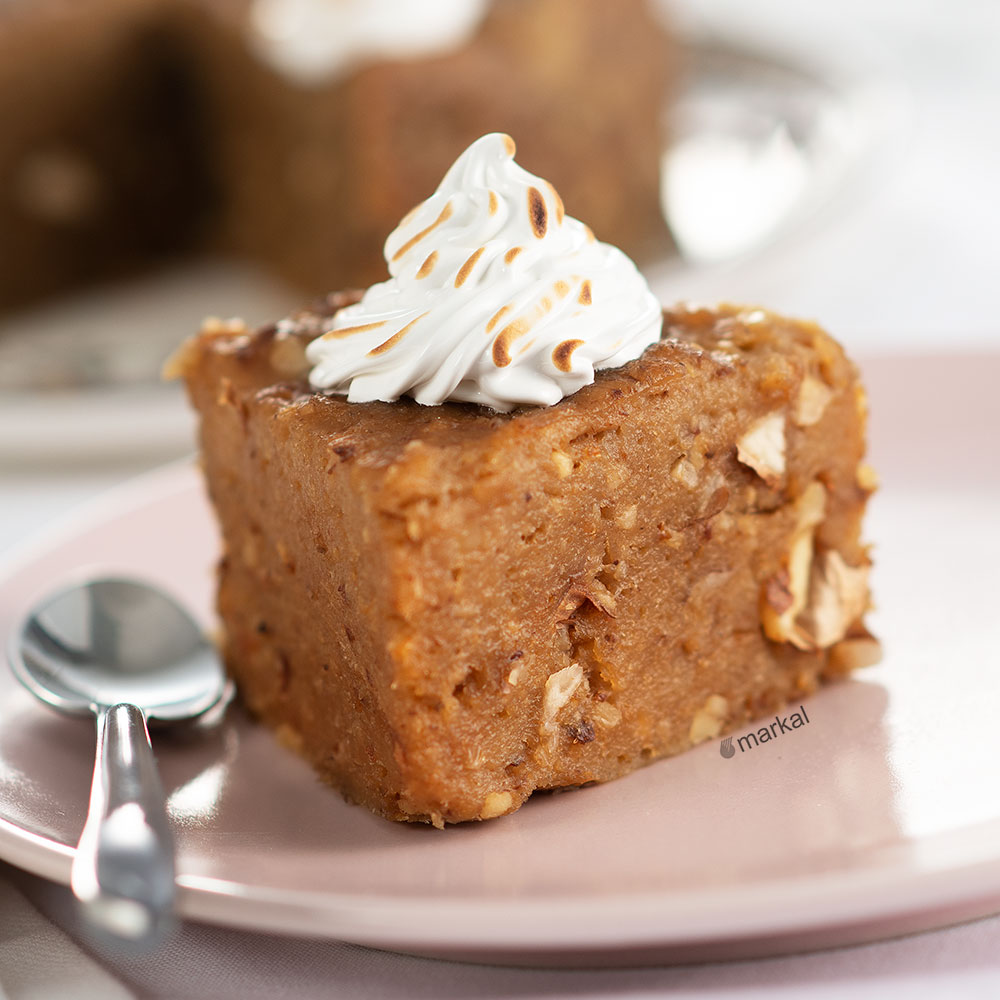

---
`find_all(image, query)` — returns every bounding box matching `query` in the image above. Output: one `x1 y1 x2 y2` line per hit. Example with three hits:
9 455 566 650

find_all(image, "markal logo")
719 705 810 757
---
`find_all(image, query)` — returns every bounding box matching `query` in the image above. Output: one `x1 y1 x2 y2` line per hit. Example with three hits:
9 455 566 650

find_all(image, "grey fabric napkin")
4 862 1000 1000
0 872 134 1000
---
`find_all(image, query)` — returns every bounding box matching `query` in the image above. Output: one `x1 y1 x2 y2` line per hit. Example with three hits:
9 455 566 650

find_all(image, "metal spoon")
9 576 226 946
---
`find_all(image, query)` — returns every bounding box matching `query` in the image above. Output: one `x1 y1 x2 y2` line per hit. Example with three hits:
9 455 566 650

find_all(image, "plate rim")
2 801 1000 952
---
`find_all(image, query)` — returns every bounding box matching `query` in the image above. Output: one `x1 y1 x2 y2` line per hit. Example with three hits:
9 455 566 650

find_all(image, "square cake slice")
176 298 878 826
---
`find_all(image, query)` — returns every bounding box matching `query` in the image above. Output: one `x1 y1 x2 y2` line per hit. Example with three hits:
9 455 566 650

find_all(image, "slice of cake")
175 134 878 826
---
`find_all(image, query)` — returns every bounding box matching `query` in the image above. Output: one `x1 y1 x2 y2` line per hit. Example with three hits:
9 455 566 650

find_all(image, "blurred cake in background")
0 0 676 315
0 0 217 313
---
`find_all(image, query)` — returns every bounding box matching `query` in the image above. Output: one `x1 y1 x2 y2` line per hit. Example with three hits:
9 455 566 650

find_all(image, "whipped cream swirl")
306 133 663 411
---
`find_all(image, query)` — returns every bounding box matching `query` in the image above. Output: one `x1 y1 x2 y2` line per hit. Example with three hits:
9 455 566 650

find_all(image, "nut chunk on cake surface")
177 134 877 825
178 300 877 826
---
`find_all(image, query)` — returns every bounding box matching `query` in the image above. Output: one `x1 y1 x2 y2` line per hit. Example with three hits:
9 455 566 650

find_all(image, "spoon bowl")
15 577 223 721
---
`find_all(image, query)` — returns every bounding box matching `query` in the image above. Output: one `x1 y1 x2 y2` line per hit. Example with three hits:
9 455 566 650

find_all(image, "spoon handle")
71 703 176 946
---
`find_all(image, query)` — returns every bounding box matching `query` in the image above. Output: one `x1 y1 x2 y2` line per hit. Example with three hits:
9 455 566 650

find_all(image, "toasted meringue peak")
307 133 663 411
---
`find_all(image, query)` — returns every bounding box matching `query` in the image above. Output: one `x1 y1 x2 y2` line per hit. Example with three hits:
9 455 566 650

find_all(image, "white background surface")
659 0 1000 354
2 0 999 995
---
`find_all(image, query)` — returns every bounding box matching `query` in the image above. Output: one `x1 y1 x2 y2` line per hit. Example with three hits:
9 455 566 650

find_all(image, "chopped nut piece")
761 482 826 648
828 634 883 673
591 701 622 728
551 448 574 478
704 693 729 716
615 504 638 529
854 383 869 422
701 484 730 520
796 479 827 527
506 664 522 687
689 693 729 744
558 577 617 619
689 714 721 744
736 412 786 485
798 551 871 649
794 375 834 427
760 355 795 394
479 790 513 819
587 576 618 615
670 456 699 489
542 662 584 729
856 463 879 491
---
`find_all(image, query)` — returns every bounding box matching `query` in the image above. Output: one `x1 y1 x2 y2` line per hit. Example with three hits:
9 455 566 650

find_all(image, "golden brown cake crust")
179 301 877 825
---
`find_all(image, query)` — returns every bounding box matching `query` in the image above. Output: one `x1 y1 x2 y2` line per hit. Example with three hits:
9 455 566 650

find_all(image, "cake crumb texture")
182 301 878 824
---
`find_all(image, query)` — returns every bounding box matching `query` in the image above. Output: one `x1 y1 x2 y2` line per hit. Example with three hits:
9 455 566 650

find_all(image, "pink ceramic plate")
1 353 999 966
